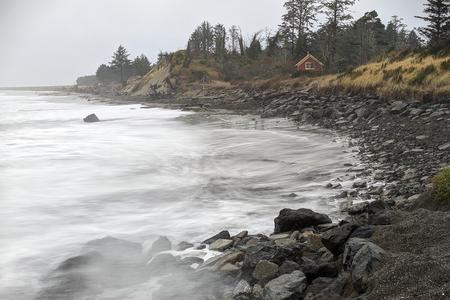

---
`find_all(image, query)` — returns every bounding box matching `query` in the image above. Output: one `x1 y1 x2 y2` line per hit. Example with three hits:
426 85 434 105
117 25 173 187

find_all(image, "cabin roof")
295 54 324 67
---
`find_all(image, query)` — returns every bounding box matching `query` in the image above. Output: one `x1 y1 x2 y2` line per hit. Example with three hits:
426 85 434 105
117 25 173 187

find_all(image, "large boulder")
274 209 332 233
350 243 385 293
342 238 385 293
264 271 308 300
83 113 100 123
321 223 358 255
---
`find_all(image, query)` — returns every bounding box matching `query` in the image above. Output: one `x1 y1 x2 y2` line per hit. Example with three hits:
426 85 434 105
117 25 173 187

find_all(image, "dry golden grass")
313 53 450 100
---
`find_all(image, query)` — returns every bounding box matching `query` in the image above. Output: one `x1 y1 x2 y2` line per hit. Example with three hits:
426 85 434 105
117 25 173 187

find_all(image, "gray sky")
0 0 426 87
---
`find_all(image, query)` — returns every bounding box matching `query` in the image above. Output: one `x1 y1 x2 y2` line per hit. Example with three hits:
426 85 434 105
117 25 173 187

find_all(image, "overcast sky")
0 0 427 87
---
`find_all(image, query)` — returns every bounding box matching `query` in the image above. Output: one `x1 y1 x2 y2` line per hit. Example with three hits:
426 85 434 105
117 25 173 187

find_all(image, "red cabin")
295 54 324 72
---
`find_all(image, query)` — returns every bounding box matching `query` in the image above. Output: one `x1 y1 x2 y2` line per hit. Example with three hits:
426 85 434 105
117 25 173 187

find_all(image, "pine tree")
407 30 423 49
280 0 318 58
247 33 262 59
321 0 356 70
386 16 408 50
416 0 450 46
132 54 151 76
214 24 227 60
110 45 131 83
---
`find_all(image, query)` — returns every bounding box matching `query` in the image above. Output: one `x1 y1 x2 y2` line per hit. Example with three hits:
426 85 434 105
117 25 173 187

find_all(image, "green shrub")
433 167 450 203
441 59 450 71
410 64 437 85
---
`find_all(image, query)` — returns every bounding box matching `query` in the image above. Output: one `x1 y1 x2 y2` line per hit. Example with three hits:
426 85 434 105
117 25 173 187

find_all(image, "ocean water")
0 90 361 299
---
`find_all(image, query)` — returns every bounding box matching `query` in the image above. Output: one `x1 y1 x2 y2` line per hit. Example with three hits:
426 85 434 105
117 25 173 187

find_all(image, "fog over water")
0 91 364 299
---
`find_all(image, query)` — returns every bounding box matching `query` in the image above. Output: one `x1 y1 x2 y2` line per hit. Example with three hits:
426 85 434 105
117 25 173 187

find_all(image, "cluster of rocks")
38 204 393 300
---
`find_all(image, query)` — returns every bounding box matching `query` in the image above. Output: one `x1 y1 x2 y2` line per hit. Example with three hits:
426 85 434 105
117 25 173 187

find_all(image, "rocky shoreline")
47 86 450 299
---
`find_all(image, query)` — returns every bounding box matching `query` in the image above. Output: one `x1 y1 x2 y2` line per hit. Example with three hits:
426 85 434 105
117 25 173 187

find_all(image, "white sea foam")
0 90 363 299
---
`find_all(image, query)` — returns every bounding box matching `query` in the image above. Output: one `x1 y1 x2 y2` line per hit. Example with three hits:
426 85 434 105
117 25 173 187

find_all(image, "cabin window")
305 62 315 70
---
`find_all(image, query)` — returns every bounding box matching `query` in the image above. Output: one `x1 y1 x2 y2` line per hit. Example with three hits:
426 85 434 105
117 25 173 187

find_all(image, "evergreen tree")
386 16 408 50
350 11 387 66
189 21 215 58
321 0 356 70
110 45 131 83
228 26 240 55
132 54 151 76
214 24 227 60
407 30 423 49
247 33 263 59
416 0 450 46
280 0 318 58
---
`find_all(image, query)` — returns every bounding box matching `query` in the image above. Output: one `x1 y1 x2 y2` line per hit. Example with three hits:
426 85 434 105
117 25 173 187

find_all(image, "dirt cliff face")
122 64 174 97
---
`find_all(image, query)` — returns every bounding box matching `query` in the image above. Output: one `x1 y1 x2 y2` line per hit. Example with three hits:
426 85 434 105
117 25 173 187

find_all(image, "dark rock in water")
180 256 204 266
177 241 194 251
147 253 178 275
203 230 231 244
209 239 234 251
149 236 172 257
274 208 332 233
56 251 103 271
264 271 308 300
83 113 100 123
38 237 148 300
321 223 358 255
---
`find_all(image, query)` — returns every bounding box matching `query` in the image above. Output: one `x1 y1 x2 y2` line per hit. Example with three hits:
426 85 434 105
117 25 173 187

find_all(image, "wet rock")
233 280 252 299
274 208 332 233
83 113 100 122
264 271 307 300
352 181 367 189
209 239 234 252
203 230 231 244
147 253 178 275
208 251 245 270
253 260 279 281
149 236 172 256
234 231 249 239
177 241 194 251
220 263 240 273
321 223 358 255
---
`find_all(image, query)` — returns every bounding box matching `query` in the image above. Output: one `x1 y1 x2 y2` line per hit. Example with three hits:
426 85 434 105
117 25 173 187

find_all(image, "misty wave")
0 91 362 299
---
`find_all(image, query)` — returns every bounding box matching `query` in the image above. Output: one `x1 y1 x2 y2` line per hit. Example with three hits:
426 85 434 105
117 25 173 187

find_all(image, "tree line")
182 0 450 73
92 0 449 85
95 45 152 84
